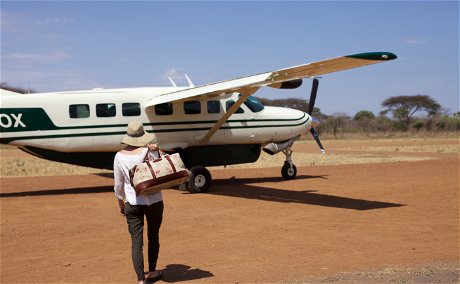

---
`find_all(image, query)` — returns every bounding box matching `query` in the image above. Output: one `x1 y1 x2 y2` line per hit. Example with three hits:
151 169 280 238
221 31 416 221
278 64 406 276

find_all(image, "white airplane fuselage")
0 87 311 169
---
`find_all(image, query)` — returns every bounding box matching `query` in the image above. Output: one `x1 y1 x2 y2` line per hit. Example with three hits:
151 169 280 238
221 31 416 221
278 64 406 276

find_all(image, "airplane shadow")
0 174 405 211
207 175 405 211
95 173 114 178
219 174 329 184
0 186 113 198
155 264 214 283
0 175 324 198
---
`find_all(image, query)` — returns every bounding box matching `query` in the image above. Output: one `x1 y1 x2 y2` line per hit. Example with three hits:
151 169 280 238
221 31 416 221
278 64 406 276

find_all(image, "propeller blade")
310 128 326 154
307 78 325 154
308 78 319 115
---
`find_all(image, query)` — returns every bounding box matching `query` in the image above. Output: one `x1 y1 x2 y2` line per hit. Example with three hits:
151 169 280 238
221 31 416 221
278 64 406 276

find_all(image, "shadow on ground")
0 174 404 211
208 175 405 211
158 264 214 283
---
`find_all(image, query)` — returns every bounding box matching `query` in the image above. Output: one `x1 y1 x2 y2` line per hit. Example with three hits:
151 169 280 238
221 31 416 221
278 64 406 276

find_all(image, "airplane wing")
144 52 397 108
146 52 396 144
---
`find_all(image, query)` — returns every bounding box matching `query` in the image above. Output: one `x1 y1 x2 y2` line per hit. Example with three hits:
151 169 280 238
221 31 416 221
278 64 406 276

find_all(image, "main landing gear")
183 146 298 193
281 148 297 180
184 151 297 193
187 166 212 193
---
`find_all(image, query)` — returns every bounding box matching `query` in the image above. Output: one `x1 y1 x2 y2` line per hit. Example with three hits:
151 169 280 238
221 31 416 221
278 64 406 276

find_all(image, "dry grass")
1 137 458 178
214 151 434 169
333 144 459 153
1 155 111 178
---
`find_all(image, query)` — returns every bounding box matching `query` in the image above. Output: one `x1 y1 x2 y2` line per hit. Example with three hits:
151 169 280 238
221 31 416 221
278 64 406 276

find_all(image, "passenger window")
155 103 173 116
96 103 116 117
226 100 244 114
207 101 220 114
122 103 141 116
69 104 90 118
184 101 201 114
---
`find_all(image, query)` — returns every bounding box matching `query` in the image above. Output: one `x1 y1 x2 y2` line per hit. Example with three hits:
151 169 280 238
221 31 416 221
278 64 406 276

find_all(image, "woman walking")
113 120 164 284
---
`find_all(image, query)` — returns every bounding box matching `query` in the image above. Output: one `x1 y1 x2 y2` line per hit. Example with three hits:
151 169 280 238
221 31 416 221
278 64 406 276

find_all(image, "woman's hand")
118 199 125 217
147 143 159 151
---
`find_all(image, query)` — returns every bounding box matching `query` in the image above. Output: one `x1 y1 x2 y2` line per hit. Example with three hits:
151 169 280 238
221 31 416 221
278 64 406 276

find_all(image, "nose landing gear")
281 148 297 180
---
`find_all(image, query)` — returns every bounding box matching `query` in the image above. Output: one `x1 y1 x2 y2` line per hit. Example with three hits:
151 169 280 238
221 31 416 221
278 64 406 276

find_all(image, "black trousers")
124 201 164 281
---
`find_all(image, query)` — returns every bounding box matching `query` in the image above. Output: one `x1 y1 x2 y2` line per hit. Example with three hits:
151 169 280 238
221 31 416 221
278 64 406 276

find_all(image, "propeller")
308 78 326 154
308 78 319 115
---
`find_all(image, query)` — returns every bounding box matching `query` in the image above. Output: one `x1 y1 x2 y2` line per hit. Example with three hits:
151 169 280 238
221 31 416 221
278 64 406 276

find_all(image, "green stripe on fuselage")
0 107 308 144
0 108 57 132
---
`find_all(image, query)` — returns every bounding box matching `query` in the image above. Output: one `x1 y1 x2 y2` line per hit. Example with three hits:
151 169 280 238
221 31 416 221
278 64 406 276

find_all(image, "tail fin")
1 89 22 96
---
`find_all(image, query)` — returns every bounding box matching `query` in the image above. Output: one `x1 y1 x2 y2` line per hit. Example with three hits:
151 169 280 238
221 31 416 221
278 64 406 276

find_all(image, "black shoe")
146 271 163 283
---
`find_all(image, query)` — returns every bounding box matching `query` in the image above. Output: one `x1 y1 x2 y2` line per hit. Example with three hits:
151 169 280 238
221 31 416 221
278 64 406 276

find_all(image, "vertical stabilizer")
0 89 22 96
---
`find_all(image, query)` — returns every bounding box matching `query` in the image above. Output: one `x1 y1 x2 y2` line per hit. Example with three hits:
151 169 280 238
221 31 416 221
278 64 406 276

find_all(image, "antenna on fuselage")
185 73 195 87
168 77 178 87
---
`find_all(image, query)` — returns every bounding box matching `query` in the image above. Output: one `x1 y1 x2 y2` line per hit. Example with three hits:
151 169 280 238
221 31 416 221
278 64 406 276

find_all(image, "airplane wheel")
187 166 212 193
281 162 297 180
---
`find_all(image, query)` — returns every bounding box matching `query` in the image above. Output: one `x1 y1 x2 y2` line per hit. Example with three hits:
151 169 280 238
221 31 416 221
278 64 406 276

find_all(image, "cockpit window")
226 100 244 114
241 95 265 113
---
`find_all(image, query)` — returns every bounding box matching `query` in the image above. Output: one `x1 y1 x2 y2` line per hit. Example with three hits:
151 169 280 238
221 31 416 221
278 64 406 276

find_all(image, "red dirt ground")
1 139 459 283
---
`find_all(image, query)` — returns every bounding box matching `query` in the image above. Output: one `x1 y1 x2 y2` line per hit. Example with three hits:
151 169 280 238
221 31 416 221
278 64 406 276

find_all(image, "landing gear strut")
281 148 297 180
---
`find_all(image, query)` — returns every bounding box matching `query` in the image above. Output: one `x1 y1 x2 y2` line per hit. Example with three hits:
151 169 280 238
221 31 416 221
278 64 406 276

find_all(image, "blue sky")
1 1 459 116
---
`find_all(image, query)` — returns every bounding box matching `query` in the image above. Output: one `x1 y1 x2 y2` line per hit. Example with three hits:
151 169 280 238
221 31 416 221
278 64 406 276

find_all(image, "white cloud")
0 10 25 33
164 68 184 78
1 67 103 92
30 17 76 26
2 51 72 63
1 9 75 34
161 68 188 86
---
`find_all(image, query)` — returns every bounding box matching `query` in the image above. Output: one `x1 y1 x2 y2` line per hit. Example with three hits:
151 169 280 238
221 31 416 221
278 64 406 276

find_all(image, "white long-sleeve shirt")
113 148 163 205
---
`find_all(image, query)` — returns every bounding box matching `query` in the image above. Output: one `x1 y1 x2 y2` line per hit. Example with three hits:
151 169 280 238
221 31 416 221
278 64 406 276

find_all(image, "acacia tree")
353 110 375 121
381 95 441 130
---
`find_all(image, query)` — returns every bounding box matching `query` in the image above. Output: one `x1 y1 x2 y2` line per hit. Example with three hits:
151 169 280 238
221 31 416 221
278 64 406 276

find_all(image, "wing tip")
346 52 397 61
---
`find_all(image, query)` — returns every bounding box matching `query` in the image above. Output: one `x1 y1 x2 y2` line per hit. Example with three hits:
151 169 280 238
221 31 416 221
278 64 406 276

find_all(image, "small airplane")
0 52 397 193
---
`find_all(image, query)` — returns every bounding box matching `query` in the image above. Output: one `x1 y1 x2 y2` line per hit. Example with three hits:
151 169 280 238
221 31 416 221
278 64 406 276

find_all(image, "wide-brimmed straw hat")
121 120 156 147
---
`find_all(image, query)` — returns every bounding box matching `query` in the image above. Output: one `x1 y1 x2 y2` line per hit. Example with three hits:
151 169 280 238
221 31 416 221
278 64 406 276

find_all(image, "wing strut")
200 87 258 144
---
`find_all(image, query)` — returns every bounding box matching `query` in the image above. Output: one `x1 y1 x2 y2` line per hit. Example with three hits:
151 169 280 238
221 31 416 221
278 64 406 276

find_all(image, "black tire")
187 166 212 193
281 162 297 180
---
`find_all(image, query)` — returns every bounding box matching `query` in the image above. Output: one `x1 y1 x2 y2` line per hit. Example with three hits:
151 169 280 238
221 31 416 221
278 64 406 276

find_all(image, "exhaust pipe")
263 135 300 155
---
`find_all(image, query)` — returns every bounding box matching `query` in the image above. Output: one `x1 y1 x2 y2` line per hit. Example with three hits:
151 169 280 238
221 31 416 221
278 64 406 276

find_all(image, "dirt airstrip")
1 138 459 283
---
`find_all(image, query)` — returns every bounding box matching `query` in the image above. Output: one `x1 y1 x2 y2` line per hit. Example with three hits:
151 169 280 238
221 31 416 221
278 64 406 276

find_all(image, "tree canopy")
353 110 375 121
381 95 441 130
